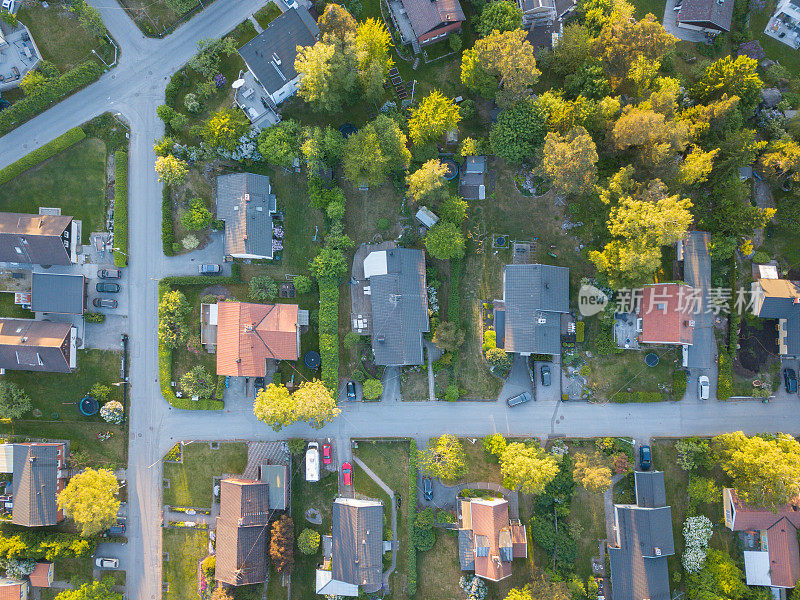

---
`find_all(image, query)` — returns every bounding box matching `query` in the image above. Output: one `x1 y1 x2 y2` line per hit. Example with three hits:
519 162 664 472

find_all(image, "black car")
96 282 120 293
506 391 532 407
639 445 652 471
784 368 798 393
540 365 552 386
346 381 356 401
422 477 433 501
93 298 118 309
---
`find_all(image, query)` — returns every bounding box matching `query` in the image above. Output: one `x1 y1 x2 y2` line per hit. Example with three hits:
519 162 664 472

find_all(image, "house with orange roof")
213 302 308 377
637 283 696 347
457 497 527 581
723 487 800 589
28 563 53 589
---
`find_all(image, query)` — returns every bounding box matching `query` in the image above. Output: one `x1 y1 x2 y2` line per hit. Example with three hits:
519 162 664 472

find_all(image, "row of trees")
253 380 341 431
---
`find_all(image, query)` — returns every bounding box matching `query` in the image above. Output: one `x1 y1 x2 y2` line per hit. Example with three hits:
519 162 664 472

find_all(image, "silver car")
698 375 710 400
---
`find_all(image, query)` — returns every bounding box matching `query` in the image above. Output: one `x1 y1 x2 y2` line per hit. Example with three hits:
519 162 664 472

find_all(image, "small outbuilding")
415 207 439 229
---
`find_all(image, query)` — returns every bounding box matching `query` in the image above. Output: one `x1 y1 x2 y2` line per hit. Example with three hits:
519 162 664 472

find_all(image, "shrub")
297 528 321 554
319 280 340 391
751 250 770 264
377 217 391 230
362 379 383 400
717 351 733 400
215 375 226 400
449 34 463 53
181 234 199 250
162 187 174 256
99 401 124 425
293 275 312 294
0 127 86 184
672 370 687 398
485 348 511 371
682 516 713 573
90 384 111 401
459 575 487 600
85 312 105 324
249 275 278 301
445 384 459 402
482 329 497 352
113 151 128 267
287 438 306 455
0 62 104 136
180 197 212 231
482 433 507 457
343 331 361 349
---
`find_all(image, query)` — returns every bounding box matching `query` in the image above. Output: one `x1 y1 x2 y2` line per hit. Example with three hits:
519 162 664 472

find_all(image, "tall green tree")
476 1 522 37
301 126 345 173
318 3 357 39
355 19 394 104
180 366 215 399
0 383 31 420
489 99 547 163
406 159 448 202
408 90 462 146
158 290 191 349
54 578 122 600
57 469 120 537
418 435 467 481
425 221 465 260
541 126 598 197
258 120 302 167
254 380 341 431
693 55 763 110
202 108 250 152
342 115 410 186
499 442 560 494
612 106 688 169
685 550 748 600
596 13 675 78
550 24 594 77
188 37 237 76
762 136 800 182
154 155 188 186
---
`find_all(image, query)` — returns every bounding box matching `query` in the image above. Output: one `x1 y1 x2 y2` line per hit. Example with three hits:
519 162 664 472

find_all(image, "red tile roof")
216 302 299 377
767 518 800 588
467 500 524 582
727 489 800 531
28 563 52 588
0 581 25 600
638 283 695 345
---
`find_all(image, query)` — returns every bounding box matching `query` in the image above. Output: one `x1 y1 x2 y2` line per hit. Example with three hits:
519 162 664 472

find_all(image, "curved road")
1 4 800 600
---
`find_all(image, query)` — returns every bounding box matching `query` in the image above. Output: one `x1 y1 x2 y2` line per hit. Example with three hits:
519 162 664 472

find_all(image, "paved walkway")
603 473 627 541
351 456 398 587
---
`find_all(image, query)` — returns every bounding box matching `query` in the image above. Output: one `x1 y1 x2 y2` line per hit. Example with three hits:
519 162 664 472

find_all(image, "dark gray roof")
458 530 475 570
678 0 734 31
0 213 73 266
503 264 569 355
610 471 674 600
399 0 465 38
755 280 800 355
331 498 383 592
216 173 276 259
369 248 429 366
555 0 577 17
31 273 85 315
12 444 60 527
238 7 318 95
0 319 73 373
635 471 667 508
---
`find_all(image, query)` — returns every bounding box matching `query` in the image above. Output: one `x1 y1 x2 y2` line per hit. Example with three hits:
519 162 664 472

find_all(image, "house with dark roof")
723 487 800 589
316 498 384 596
357 244 429 366
457 497 527 582
636 283 695 347
215 478 271 586
764 0 800 49
677 0 734 34
215 302 307 377
0 319 76 373
609 471 674 600
0 213 79 266
216 173 279 261
493 264 569 356
752 277 800 358
386 0 465 52
0 442 68 528
30 273 86 315
236 8 319 124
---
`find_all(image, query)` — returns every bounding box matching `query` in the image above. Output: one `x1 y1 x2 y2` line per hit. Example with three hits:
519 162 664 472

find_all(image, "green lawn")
583 342 681 402
162 528 208 600
0 138 107 244
0 292 34 320
454 438 505 485
254 2 283 29
569 486 607 580
162 442 248 508
401 368 429 402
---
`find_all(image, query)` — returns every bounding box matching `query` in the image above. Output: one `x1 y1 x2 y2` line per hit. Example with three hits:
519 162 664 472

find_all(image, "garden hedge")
319 279 340 392
717 351 733 400
113 151 128 267
162 186 174 256
0 62 105 135
0 126 86 184
611 391 666 403
407 439 418 596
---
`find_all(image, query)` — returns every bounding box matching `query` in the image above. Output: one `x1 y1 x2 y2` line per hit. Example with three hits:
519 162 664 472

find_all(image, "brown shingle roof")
0 320 73 373
399 0 465 37
216 303 299 377
11 444 62 527
727 488 800 531
638 284 695 345
0 213 73 266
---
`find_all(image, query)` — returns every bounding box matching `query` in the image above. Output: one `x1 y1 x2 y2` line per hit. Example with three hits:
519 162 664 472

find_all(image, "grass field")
0 138 107 244
569 486 607 580
162 528 208 600
584 345 681 402
254 2 283 29
162 442 247 508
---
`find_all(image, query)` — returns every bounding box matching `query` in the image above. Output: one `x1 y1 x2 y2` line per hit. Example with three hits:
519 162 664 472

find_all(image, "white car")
286 0 299 8
95 558 119 569
698 375 710 400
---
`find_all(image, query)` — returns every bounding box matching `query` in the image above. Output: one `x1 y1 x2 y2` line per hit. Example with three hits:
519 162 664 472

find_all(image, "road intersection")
0 3 799 600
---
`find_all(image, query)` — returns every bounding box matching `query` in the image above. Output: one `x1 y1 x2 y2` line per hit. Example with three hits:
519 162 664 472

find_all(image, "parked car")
342 462 353 486
96 282 120 293
305 442 320 482
95 558 119 569
422 477 433 501
698 375 710 400
254 377 265 389
93 298 118 309
506 391 532 407
322 443 332 465
540 365 551 386
97 269 121 279
639 445 652 471
346 380 356 401
105 522 125 536
784 368 798 393
199 264 222 275
224 376 230 389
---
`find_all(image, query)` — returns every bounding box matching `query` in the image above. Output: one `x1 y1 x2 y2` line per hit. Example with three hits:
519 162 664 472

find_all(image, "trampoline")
79 396 99 416
644 353 659 367
338 123 357 138
304 351 322 370
442 159 458 180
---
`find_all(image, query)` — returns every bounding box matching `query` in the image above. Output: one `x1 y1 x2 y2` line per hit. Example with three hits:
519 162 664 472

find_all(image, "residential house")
0 213 79 266
608 471 674 600
723 488 800 589
216 173 279 261
637 283 695 347
0 319 76 373
457 497 527 582
0 18 40 93
315 498 384 596
0 579 27 600
676 0 735 34
386 0 465 53
459 156 486 201
0 442 68 527
493 263 570 356
765 0 800 48
352 244 429 367
214 478 271 586
236 8 319 125
751 277 800 358
30 273 86 316
28 563 53 589
215 302 307 377
519 0 575 48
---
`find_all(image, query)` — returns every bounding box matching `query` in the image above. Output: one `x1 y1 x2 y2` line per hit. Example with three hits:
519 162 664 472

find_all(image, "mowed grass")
584 344 681 402
0 138 107 244
454 438 504 485
569 486 607 580
254 2 283 29
162 528 208 600
162 442 248 508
